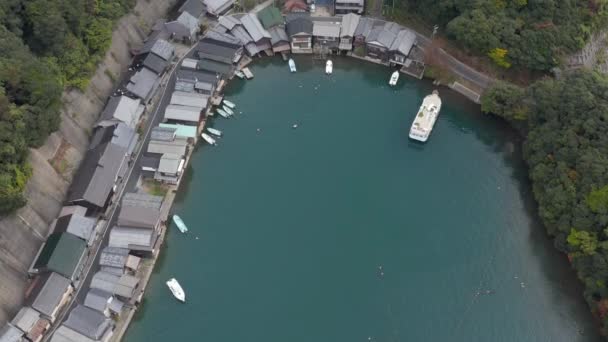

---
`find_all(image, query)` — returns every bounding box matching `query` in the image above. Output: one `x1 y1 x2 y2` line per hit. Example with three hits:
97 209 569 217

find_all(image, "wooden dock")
242 67 254 79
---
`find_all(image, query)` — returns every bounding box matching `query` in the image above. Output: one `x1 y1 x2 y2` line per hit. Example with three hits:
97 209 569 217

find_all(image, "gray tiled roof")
179 0 206 18
50 325 93 342
204 0 234 15
196 38 241 64
340 13 360 37
147 136 188 155
313 21 341 37
389 28 416 55
122 193 164 210
99 247 129 268
99 95 142 129
268 26 289 45
142 53 169 75
64 305 112 340
149 39 175 61
91 271 120 294
117 205 161 229
127 68 160 101
218 15 241 30
240 13 271 42
354 17 375 37
54 214 96 246
286 17 313 36
159 154 182 174
163 104 203 123
367 22 397 48
0 323 23 342
151 127 177 142
197 59 233 75
206 28 243 46
100 266 124 276
83 288 112 314
28 273 71 318
109 227 156 251
108 298 124 314
114 274 139 299
11 307 40 333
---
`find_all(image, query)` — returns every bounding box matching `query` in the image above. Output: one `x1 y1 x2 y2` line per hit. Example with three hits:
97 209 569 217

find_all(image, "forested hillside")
482 71 608 333
395 0 608 70
0 0 133 214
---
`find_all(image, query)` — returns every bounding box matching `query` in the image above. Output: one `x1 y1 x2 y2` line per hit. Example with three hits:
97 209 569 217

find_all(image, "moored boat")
223 105 234 115
409 90 442 142
389 71 399 86
289 58 297 73
235 70 245 79
207 127 223 137
325 60 333 75
223 99 236 109
172 215 189 233
217 108 231 118
201 133 217 145
166 278 186 302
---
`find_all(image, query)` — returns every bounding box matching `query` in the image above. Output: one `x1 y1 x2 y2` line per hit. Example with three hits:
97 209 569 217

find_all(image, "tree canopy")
483 70 608 331
0 0 133 215
394 0 608 70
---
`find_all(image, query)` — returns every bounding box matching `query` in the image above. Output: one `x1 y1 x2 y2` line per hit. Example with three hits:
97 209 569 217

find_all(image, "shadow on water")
174 156 195 204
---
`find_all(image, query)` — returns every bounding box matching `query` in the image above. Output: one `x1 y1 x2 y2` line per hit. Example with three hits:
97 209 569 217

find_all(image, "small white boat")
223 105 234 115
207 127 223 137
223 99 236 109
217 108 231 118
389 71 399 86
172 215 188 233
235 70 245 79
288 58 297 73
166 278 186 302
201 133 217 145
325 60 333 75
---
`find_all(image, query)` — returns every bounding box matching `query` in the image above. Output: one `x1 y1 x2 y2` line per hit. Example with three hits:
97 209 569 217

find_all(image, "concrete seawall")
0 0 178 324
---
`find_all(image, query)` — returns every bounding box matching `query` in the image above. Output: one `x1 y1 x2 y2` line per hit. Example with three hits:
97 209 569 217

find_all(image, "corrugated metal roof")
100 266 124 276
313 21 341 37
389 28 416 55
151 127 177 142
99 246 129 268
174 80 195 92
159 123 198 139
147 137 188 156
117 205 160 229
170 91 208 109
240 13 271 42
159 154 182 174
64 305 112 340
122 193 163 210
340 13 360 37
11 307 40 333
164 104 202 123
29 273 71 318
109 227 155 251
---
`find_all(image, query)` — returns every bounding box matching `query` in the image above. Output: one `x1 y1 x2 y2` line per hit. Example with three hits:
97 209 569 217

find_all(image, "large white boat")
389 71 399 86
325 60 333 75
223 99 236 108
409 90 442 142
217 108 231 118
166 278 186 302
172 215 188 233
289 58 297 73
207 127 223 137
201 133 217 145
223 105 234 116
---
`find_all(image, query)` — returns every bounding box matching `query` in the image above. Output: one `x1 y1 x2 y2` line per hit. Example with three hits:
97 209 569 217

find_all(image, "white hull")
201 133 217 145
409 91 441 142
207 127 222 137
289 59 297 73
217 108 231 118
235 71 245 79
325 60 333 75
223 100 236 108
389 71 399 86
223 105 234 115
166 278 185 302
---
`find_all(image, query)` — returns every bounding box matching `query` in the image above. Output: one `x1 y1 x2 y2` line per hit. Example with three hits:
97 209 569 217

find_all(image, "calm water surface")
125 57 601 342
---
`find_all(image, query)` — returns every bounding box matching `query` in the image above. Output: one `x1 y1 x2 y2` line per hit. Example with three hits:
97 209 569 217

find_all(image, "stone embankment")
0 0 178 324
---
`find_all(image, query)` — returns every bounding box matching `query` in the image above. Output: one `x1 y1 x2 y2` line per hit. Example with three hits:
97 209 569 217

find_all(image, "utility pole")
432 25 438 40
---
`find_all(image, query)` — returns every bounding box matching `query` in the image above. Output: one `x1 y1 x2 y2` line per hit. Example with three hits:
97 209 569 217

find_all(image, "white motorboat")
217 108 231 118
166 278 185 302
409 90 442 142
201 133 217 145
223 99 236 109
235 70 245 79
325 60 333 75
289 58 297 73
207 127 223 137
223 105 234 115
172 215 188 233
389 71 399 86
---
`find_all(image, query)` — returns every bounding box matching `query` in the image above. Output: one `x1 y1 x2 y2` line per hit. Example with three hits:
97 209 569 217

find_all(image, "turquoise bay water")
126 57 601 341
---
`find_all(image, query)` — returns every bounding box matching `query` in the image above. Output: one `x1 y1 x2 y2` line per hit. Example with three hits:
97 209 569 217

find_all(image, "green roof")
257 6 283 29
34 233 86 280
159 123 198 138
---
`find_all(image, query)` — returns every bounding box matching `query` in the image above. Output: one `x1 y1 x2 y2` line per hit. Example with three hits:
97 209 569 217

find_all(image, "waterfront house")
365 22 400 61
139 38 175 62
313 19 341 52
165 12 200 44
170 90 208 110
158 154 185 182
97 95 143 130
286 17 313 53
164 104 202 124
178 0 206 19
257 6 284 29
334 0 364 15
389 28 416 66
126 67 161 103
90 271 139 301
52 214 97 246
177 69 221 88
29 233 87 282
117 205 161 230
147 136 189 156
62 304 114 341
99 247 129 273
141 52 169 75
59 205 88 218
25 273 73 322
197 59 234 76
204 0 234 16
122 193 164 209
240 13 272 52
67 123 137 211
83 289 113 317
268 26 291 53
108 227 158 253
217 17 261 56
181 58 198 70
11 307 50 342
196 37 243 64
339 13 360 51
353 16 375 48
194 80 215 95
0 323 23 342
151 126 177 143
